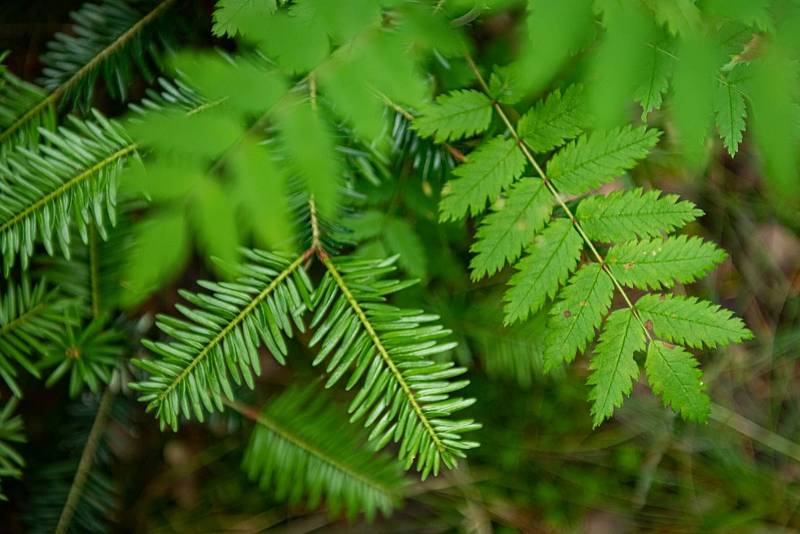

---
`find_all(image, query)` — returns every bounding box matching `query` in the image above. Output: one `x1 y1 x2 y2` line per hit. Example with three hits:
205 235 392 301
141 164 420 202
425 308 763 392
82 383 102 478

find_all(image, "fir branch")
0 112 133 275
132 250 312 430
0 0 176 145
231 387 404 520
0 278 72 397
316 254 478 477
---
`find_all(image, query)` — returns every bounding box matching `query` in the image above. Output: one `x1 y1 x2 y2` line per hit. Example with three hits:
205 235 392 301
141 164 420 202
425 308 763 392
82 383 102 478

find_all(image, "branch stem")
55 385 115 534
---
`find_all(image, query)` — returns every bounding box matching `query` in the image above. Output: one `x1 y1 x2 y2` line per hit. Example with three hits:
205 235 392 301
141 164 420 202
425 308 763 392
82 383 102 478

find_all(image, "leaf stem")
88 223 101 317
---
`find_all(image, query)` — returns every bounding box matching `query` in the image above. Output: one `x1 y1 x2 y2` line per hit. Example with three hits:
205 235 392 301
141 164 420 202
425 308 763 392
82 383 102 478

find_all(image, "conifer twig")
0 0 177 144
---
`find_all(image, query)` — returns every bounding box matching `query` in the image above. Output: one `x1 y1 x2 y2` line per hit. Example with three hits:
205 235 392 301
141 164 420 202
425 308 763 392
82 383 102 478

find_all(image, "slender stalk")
88 223 101 318
54 385 115 534
54 220 112 534
711 402 800 463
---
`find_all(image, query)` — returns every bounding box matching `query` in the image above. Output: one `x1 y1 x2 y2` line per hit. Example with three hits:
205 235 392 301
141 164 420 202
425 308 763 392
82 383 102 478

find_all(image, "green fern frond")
414 90 493 143
0 278 73 397
576 188 702 242
544 264 614 369
39 0 177 108
0 399 25 501
131 249 312 431
40 318 122 398
547 125 660 195
517 84 588 152
0 112 133 275
503 218 583 325
424 60 751 424
470 177 553 280
241 386 404 520
439 136 526 221
313 255 479 477
0 69 56 153
587 309 645 427
645 341 709 421
636 293 752 349
607 235 726 290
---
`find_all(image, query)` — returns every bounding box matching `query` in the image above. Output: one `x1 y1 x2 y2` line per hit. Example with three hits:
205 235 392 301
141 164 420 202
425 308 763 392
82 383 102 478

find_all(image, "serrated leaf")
547 126 660 195
517 84 587 152
643 0 701 35
576 188 702 242
414 90 493 143
715 67 749 157
212 0 278 38
634 40 673 119
544 264 614 369
636 294 752 349
439 136 527 221
470 177 553 279
503 218 583 325
607 236 726 290
645 341 709 422
588 309 646 427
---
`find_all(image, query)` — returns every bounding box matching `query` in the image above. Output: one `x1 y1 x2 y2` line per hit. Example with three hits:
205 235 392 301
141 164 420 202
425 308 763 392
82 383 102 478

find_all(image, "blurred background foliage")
1 0 800 532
